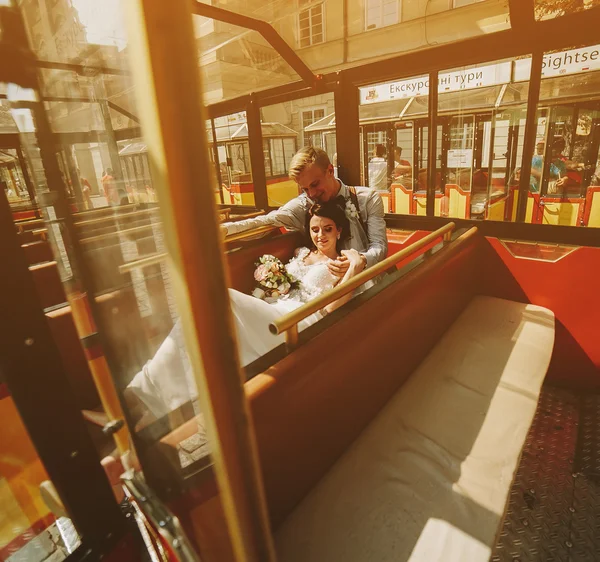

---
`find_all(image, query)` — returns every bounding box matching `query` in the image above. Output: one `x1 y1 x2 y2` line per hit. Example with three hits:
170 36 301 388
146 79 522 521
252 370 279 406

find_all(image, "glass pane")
529 45 600 227
535 0 600 20
439 57 530 222
0 390 80 560
195 19 300 104
0 146 36 217
210 0 510 72
214 112 254 206
359 74 426 212
261 94 335 206
12 0 214 505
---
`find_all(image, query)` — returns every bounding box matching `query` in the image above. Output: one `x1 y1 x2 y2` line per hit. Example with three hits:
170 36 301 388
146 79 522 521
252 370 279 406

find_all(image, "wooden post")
124 2 276 561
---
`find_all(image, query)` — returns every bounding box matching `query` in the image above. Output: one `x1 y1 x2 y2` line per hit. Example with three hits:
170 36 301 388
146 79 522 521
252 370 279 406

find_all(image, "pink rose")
254 264 269 282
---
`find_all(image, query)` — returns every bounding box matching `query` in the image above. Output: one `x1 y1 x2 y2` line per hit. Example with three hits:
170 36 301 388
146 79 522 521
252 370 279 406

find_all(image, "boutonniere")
345 198 359 220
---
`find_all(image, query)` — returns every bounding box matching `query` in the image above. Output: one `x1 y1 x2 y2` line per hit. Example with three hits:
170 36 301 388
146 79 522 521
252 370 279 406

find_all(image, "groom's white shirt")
223 180 387 268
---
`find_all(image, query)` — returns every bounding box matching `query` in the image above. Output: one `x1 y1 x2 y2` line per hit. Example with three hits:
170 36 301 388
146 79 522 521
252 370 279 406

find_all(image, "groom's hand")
327 255 350 277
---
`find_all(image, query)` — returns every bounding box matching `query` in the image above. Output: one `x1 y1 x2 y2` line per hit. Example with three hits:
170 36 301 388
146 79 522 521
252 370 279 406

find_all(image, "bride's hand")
341 249 366 274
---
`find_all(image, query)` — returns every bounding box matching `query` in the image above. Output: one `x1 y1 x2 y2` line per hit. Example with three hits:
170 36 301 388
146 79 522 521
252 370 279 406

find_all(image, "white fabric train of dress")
128 248 338 418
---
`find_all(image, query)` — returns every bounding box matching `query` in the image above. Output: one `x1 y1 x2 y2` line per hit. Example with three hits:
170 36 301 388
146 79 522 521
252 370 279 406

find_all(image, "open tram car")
0 1 599 562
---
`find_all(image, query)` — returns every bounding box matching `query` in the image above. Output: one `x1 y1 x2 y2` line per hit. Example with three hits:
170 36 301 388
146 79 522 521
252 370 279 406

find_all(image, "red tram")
1 1 600 562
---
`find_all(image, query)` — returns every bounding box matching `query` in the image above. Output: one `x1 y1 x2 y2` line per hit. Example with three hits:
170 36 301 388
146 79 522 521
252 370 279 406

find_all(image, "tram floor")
491 385 600 562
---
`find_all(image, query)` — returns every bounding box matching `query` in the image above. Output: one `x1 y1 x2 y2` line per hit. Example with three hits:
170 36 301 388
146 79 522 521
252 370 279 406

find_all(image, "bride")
127 196 365 419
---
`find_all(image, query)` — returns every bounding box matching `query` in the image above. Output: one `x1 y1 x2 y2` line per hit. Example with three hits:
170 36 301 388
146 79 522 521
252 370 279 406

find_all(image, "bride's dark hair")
305 195 350 254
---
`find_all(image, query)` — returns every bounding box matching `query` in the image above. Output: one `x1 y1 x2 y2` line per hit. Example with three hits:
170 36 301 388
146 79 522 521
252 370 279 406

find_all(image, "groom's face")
296 163 338 203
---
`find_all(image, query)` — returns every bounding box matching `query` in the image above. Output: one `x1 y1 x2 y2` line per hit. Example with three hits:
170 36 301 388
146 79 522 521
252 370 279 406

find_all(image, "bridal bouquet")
252 254 298 300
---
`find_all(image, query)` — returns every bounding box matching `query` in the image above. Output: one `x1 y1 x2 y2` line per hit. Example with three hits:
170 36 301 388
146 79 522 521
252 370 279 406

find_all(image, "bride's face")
310 215 340 255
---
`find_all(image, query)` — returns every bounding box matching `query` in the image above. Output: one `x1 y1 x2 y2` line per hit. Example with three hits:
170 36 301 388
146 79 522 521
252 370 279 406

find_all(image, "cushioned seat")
276 296 555 562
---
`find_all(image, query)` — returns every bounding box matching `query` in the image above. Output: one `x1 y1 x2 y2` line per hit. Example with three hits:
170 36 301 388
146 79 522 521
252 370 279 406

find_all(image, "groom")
222 147 387 277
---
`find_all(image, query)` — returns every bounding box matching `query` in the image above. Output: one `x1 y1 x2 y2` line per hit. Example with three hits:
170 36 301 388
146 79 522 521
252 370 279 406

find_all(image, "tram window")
12 0 210 496
213 112 256 206
527 45 600 226
0 398 82 556
358 75 421 202
0 149 32 209
300 0 510 71
262 95 332 207
263 139 272 178
438 57 531 222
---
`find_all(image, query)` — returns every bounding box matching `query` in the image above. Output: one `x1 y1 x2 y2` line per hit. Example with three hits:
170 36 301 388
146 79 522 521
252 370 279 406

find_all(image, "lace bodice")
283 247 339 304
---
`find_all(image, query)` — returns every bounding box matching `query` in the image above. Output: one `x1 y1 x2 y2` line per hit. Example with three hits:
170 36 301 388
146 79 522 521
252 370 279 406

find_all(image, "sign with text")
514 44 600 82
447 149 473 168
360 62 511 105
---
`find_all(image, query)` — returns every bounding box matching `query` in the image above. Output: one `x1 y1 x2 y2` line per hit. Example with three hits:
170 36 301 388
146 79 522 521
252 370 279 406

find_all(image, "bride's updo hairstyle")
305 195 350 254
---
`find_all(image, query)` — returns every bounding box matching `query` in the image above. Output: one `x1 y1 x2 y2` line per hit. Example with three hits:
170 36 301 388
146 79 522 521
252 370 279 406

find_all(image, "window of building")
301 107 326 145
298 0 324 48
366 0 399 30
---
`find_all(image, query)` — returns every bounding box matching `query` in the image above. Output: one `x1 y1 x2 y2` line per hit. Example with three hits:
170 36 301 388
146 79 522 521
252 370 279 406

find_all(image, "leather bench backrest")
45 306 100 410
29 261 67 309
21 240 53 265
226 231 304 294
246 229 484 526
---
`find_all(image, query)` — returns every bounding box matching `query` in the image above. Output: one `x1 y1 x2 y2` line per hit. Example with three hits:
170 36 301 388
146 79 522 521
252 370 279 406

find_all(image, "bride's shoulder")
292 246 311 260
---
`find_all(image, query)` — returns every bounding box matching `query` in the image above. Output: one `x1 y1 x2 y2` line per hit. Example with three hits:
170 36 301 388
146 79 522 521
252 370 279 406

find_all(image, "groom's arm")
362 190 387 268
223 197 308 236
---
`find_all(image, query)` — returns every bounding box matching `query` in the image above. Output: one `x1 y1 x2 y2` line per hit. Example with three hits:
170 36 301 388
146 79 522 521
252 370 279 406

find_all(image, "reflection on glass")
213 0 509 73
212 112 254 206
358 74 430 215
195 18 300 104
535 0 600 20
529 46 600 227
261 95 334 207
13 0 212 501
0 394 80 560
438 58 530 222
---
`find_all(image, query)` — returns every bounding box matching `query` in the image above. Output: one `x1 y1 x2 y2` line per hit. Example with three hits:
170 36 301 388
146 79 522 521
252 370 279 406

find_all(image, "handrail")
118 224 280 274
270 222 455 347
80 223 156 245
228 210 265 222
224 224 279 243
119 251 168 274
74 207 160 227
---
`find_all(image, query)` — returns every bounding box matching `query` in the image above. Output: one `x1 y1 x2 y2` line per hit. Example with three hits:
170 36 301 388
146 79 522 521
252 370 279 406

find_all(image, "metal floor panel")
491 387 600 562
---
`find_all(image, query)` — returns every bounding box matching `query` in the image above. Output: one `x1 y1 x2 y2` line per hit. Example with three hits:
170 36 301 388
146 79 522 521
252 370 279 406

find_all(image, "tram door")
442 112 516 220
361 123 393 191
537 103 600 225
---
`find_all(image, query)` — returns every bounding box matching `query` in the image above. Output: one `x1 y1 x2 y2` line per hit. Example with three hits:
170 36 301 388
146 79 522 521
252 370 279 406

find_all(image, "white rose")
252 288 265 299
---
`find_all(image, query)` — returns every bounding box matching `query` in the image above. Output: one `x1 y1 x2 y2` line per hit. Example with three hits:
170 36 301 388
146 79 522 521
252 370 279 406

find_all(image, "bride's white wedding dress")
230 247 338 366
128 248 338 418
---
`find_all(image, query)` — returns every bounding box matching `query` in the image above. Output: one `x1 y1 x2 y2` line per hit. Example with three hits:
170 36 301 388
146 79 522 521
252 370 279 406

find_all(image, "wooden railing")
269 222 456 348
118 224 280 274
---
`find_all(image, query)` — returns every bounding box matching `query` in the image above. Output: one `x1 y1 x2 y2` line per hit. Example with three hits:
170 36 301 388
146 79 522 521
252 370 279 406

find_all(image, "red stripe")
84 344 104 361
0 513 56 560
0 383 10 400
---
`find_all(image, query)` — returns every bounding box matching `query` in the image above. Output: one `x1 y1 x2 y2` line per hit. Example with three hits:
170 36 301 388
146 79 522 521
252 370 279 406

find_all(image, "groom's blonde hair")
289 146 331 181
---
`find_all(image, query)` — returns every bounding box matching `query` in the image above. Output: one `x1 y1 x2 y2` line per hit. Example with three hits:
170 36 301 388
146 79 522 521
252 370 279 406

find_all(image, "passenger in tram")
368 143 388 191
128 197 368 419
392 146 412 183
530 137 568 193
223 146 387 278
590 161 600 186
536 140 545 156
102 168 119 205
